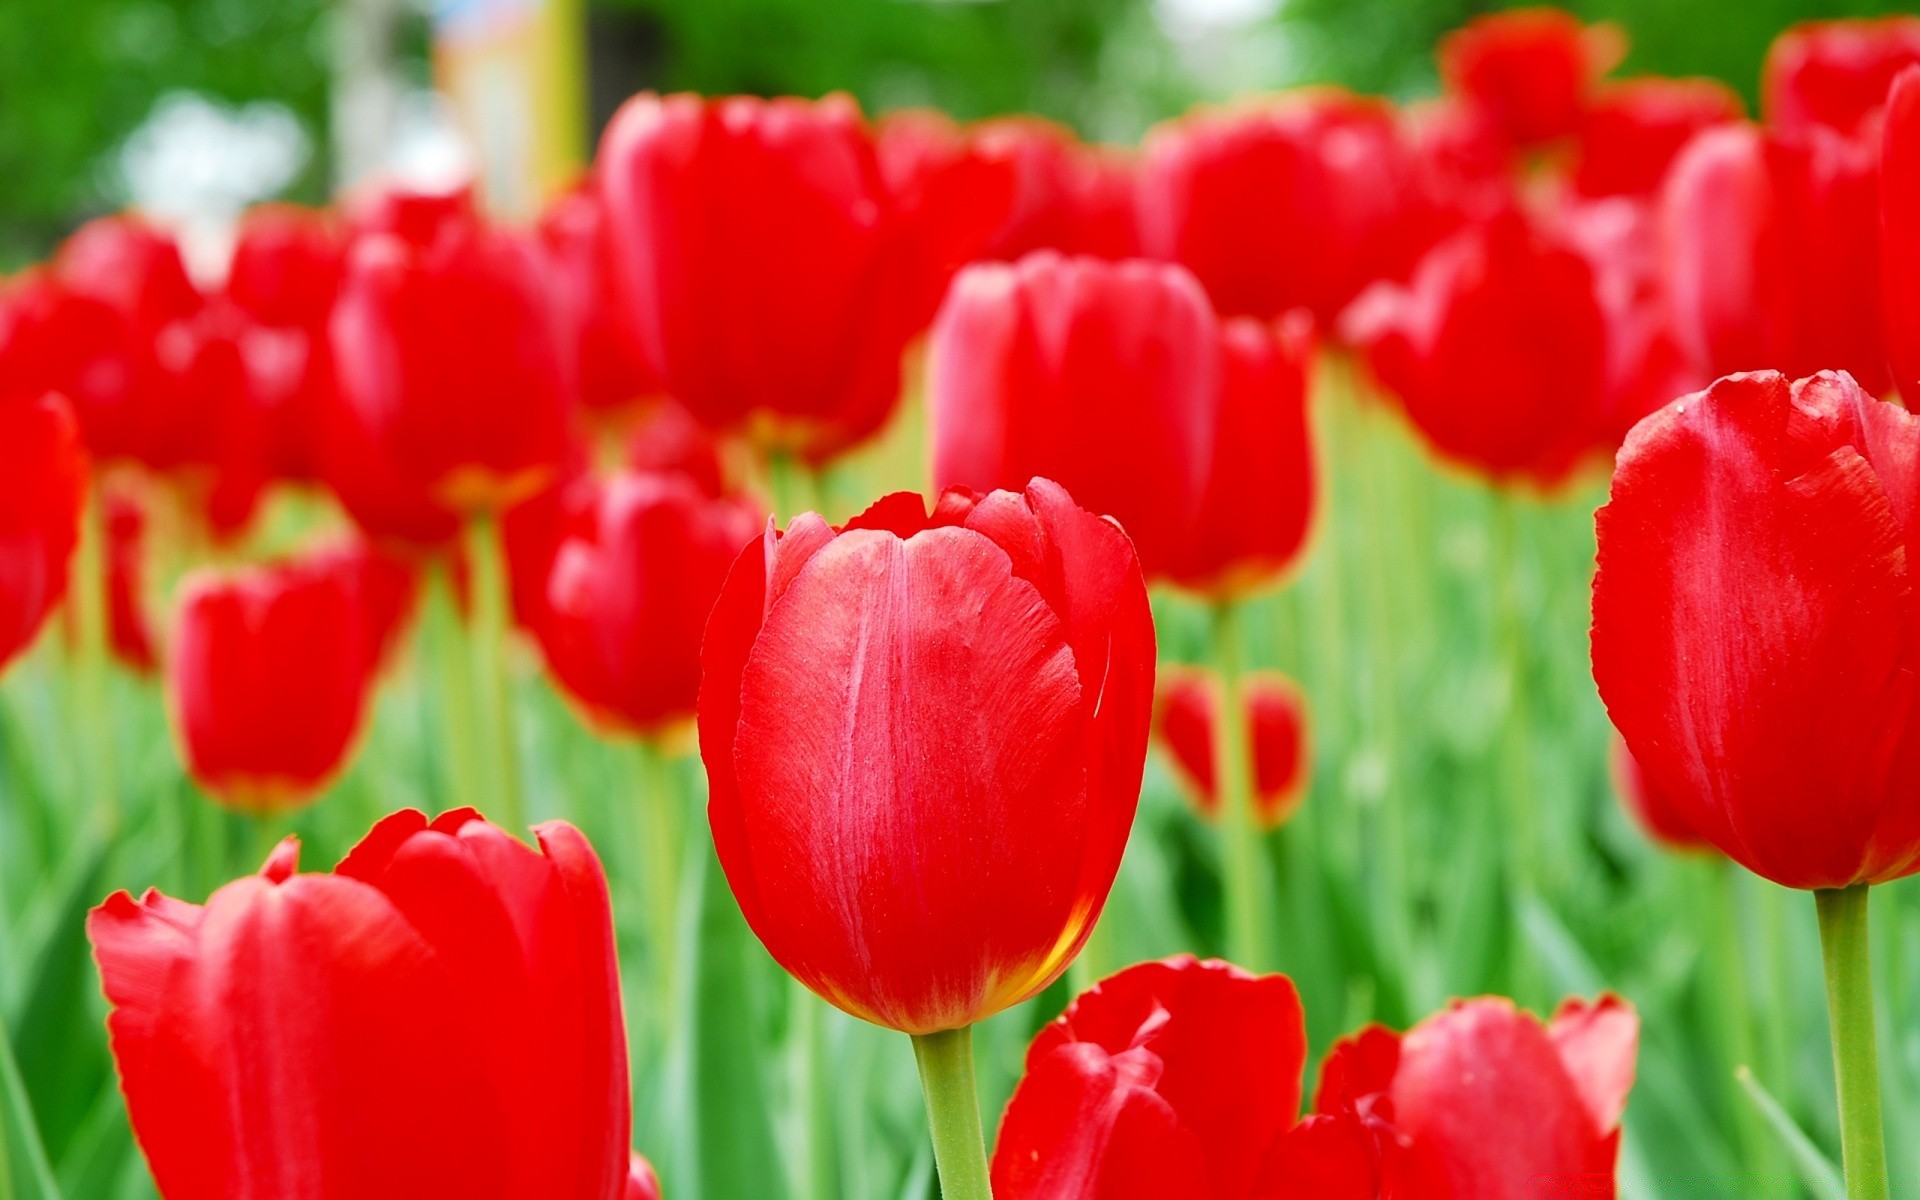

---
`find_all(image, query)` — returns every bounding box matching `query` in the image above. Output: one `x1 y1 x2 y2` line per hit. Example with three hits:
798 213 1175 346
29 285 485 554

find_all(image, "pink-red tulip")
536 181 659 415
1764 17 1920 140
1885 67 1920 403
1592 370 1920 888
1438 8 1625 149
699 481 1155 1033
88 809 630 1200
929 253 1219 577
1155 670 1311 830
0 396 88 674
1574 77 1745 197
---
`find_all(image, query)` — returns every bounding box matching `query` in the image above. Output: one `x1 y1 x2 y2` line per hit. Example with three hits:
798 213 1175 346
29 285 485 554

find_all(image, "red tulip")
598 92 924 460
330 187 576 513
167 552 379 811
1136 92 1430 324
1592 370 1920 889
1610 734 1715 855
56 215 201 336
975 118 1140 261
1573 77 1744 197
88 808 630 1200
929 253 1220 577
1165 313 1317 593
536 181 659 414
1885 67 1920 403
316 376 464 549
625 399 727 498
992 956 1307 1200
1401 96 1520 233
0 396 88 674
0 271 150 459
1155 670 1312 830
533 466 763 735
305 537 424 671
1437 8 1625 149
875 108 1021 330
1342 208 1608 485
626 1154 662 1200
104 488 158 674
1264 996 1637 1199
699 480 1155 1033
1764 17 1920 140
226 204 344 481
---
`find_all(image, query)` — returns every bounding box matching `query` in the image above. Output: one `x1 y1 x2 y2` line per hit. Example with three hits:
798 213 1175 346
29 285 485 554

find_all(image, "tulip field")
9 5 1920 1199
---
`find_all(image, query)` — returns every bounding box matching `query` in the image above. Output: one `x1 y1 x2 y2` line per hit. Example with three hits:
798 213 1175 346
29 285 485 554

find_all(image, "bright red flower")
305 537 424 671
1610 734 1715 855
1155 670 1312 830
875 108 1021 330
626 1154 661 1200
1573 77 1744 197
625 399 727 498
0 271 151 459
537 181 659 415
330 188 576 513
88 808 630 1200
1342 208 1608 485
1136 92 1430 324
598 92 925 461
56 215 201 336
992 956 1307 1200
1592 370 1920 889
226 204 344 482
1764 17 1920 140
699 481 1155 1033
167 552 379 812
1438 8 1625 149
929 252 1220 577
1885 67 1920 404
104 487 158 674
975 118 1140 261
0 395 88 675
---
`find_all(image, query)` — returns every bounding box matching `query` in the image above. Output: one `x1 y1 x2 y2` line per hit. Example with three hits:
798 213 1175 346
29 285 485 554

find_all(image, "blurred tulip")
536 181 660 414
316 377 464 549
1592 370 1920 889
1342 208 1608 485
226 204 344 481
1166 314 1317 593
306 537 423 671
1574 77 1744 197
975 117 1140 260
1610 735 1715 855
1438 8 1625 149
533 467 762 736
167 553 378 812
330 187 576 513
1155 670 1312 830
104 488 158 674
1265 996 1638 1198
598 92 924 460
875 108 1022 329
1885 67 1920 403
1401 96 1519 232
56 215 201 335
88 808 630 1200
992 956 1307 1200
929 252 1219 576
1765 17 1920 140
0 272 150 458
699 481 1154 1033
1136 92 1430 324
626 1154 662 1200
0 396 88 675
625 399 727 497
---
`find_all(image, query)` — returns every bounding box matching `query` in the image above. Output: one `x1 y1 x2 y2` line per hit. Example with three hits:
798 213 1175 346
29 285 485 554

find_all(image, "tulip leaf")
51 1081 133 1200
0 1022 62 1200
1734 1067 1844 1200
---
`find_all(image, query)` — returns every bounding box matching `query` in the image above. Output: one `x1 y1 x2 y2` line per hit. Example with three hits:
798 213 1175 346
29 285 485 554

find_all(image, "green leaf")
1735 1066 1844 1200
0 1022 62 1200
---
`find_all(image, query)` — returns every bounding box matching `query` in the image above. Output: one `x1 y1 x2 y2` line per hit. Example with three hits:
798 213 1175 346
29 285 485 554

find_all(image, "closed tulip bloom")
1166 314 1317 593
1610 735 1715 855
226 205 344 481
88 808 630 1200
598 92 923 460
1438 8 1625 149
331 189 576 512
699 480 1155 1033
929 253 1219 577
0 272 150 459
306 537 424 671
1136 93 1428 324
168 554 378 811
1885 67 1920 403
1342 208 1608 485
57 215 201 336
1765 17 1920 140
1155 669 1312 830
992 956 1307 1200
875 109 1021 331
1573 77 1744 197
536 467 763 735
626 1154 661 1200
1592 370 1920 888
976 118 1140 260
0 396 88 675
537 182 659 414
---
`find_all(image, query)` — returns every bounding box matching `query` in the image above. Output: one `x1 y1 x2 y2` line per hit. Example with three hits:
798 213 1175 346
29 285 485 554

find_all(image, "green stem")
1705 860 1777 1178
632 741 682 1027
427 561 482 815
792 982 839 1200
911 1027 991 1200
1816 885 1888 1200
1489 494 1537 901
69 488 118 837
1213 601 1267 970
464 516 524 833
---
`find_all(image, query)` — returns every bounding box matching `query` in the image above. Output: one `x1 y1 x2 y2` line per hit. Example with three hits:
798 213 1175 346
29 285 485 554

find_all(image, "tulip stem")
69 486 119 836
426 561 482 816
911 1026 992 1200
1816 885 1888 1200
465 516 524 833
631 740 682 1024
1213 601 1267 970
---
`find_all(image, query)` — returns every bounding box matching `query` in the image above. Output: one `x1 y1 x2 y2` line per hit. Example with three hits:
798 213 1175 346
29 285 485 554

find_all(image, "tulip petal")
992 1042 1206 1200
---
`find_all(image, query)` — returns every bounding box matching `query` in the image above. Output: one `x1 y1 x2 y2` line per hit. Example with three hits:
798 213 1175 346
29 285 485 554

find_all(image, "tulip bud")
226 204 344 482
1764 17 1920 140
1155 669 1312 830
699 481 1155 1033
973 118 1140 260
0 395 88 675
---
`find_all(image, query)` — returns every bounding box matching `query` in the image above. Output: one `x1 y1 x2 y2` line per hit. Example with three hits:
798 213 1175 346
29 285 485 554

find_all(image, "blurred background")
3 0 1913 270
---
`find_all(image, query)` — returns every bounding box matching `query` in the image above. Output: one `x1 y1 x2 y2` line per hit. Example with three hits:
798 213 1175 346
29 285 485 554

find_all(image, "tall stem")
70 488 118 835
1213 601 1266 970
1816 885 1888 1200
427 560 481 815
465 516 524 832
1489 494 1537 901
631 740 682 1024
911 1027 992 1200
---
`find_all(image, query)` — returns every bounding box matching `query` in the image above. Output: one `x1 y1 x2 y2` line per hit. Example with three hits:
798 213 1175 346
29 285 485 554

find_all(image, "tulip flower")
598 92 927 461
1885 67 1920 404
330 187 576 513
104 489 158 674
226 204 343 481
56 215 201 336
0 271 150 460
167 552 380 812
626 1154 662 1200
0 396 88 675
1342 208 1609 485
536 181 659 415
1135 92 1429 324
1764 17 1920 140
306 537 423 671
875 109 1021 329
1438 8 1625 149
975 117 1140 261
89 808 630 1200
1155 669 1311 830
1573 77 1744 197
929 252 1219 577
699 480 1153 1198
1610 735 1714 855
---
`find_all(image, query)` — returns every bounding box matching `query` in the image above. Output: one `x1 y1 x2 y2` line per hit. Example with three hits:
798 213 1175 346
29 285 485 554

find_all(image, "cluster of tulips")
4 3 1920 1197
